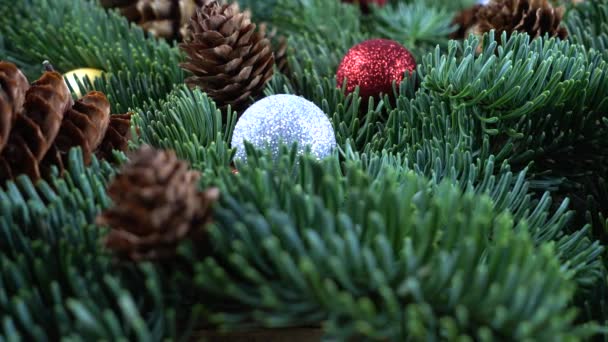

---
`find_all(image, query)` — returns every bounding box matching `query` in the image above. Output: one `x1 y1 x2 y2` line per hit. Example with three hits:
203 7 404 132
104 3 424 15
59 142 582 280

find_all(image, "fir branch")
365 1 456 60
188 149 587 340
132 86 235 171
566 0 608 60
420 32 608 186
0 149 178 340
237 0 278 23
0 0 184 112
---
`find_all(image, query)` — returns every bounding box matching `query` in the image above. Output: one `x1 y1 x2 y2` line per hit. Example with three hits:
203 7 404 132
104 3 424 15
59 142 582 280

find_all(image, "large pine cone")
97 145 219 261
0 61 133 182
473 0 568 40
179 1 274 112
99 0 206 41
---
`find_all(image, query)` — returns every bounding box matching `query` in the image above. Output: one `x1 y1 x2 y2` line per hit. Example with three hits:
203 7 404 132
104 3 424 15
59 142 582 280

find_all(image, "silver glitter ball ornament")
231 94 337 162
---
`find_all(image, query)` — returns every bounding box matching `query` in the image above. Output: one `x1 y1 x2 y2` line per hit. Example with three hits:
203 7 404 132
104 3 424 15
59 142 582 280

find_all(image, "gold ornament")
63 68 104 98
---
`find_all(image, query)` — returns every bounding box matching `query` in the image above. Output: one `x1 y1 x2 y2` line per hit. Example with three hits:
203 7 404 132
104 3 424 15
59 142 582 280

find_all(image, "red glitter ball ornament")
336 39 416 99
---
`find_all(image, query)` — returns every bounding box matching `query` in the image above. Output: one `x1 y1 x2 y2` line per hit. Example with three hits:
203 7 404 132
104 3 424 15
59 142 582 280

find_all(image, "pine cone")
474 0 568 40
96 145 220 261
0 62 29 152
100 0 206 41
0 61 133 183
179 1 275 112
0 69 72 180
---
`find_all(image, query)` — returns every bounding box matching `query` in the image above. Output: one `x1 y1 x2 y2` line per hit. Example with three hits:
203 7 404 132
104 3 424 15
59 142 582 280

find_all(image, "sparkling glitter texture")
231 94 337 163
336 39 416 98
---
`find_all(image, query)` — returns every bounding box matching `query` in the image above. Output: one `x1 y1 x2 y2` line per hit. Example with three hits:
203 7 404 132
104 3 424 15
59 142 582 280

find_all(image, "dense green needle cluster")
2 0 608 340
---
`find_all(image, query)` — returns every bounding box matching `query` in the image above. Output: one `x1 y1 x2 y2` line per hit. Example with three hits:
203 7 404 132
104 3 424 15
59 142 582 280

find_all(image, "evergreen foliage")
366 1 456 59
132 86 235 171
0 150 180 341
0 0 184 112
566 0 608 60
195 150 588 340
1 0 608 340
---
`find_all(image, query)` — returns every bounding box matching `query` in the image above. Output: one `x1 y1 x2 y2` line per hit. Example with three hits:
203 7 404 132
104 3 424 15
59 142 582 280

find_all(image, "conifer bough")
1 0 608 340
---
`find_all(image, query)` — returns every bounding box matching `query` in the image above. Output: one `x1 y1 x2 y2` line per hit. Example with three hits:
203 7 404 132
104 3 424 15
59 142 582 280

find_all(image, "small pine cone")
100 0 206 41
0 62 29 151
0 69 71 180
96 145 220 261
474 0 568 40
95 113 133 162
179 1 275 112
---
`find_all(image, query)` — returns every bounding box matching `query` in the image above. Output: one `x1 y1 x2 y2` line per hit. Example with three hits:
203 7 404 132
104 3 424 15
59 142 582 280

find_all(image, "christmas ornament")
336 39 416 99
99 0 205 41
63 68 104 97
97 145 220 261
179 1 274 113
0 61 131 182
473 0 568 40
230 94 336 163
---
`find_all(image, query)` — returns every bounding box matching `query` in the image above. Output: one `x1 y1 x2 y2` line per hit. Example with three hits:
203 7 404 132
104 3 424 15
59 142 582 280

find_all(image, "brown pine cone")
473 0 568 40
0 69 72 180
100 0 206 41
0 61 133 183
96 145 220 261
179 1 275 113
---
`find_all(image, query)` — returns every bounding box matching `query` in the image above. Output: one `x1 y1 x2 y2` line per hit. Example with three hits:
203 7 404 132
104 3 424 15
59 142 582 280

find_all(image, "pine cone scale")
49 91 112 165
96 113 132 162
